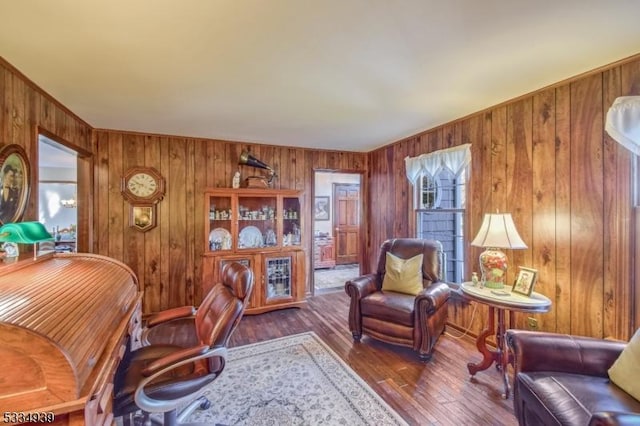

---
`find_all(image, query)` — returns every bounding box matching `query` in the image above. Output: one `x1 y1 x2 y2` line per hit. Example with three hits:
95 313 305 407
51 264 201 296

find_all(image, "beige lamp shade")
471 213 527 249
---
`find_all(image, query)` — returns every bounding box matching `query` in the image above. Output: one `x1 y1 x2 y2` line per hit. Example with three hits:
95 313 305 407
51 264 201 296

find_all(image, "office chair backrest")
195 262 254 349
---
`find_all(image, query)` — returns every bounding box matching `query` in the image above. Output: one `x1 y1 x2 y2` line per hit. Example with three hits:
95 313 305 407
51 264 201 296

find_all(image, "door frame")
311 169 366 295
37 126 93 252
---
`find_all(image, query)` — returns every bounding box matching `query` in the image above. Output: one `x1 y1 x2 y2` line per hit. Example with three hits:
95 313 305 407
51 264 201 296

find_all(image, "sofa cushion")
381 252 423 295
516 371 640 426
608 327 640 402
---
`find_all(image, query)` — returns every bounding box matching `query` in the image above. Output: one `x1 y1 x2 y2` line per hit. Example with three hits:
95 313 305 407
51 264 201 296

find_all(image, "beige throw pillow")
608 327 640 402
381 252 424 296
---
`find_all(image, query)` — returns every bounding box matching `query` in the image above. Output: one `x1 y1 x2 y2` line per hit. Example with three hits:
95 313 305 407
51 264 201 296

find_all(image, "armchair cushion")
608 328 640 402
381 252 423 295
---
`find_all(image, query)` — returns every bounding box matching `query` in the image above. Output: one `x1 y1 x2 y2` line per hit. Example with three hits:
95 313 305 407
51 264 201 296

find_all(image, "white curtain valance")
606 96 640 156
404 143 471 184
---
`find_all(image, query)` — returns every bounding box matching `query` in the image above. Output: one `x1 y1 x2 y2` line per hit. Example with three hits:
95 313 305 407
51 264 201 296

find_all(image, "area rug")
187 332 408 425
314 264 360 290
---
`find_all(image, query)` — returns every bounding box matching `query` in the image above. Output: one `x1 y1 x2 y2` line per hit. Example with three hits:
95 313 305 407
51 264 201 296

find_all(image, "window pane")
415 168 466 283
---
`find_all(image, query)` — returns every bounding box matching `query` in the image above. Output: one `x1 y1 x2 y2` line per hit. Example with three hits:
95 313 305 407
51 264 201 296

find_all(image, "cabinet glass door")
282 196 301 247
207 194 233 252
237 195 278 249
265 256 292 300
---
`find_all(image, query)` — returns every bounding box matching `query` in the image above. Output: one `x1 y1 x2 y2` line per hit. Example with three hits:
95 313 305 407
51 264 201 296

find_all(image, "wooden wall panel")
366 55 640 340
531 88 558 332
3 52 639 337
0 59 93 245
88 130 366 313
570 75 604 337
619 60 640 334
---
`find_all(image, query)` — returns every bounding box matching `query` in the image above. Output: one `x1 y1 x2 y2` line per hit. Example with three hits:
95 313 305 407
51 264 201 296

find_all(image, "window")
405 144 471 284
415 169 466 283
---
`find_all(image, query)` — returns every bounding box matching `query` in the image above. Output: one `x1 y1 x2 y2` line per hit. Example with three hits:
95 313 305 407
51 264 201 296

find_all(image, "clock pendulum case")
121 167 166 232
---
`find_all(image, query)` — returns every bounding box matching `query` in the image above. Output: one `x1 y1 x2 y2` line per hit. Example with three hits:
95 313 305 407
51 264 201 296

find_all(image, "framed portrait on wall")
0 144 30 225
314 196 330 221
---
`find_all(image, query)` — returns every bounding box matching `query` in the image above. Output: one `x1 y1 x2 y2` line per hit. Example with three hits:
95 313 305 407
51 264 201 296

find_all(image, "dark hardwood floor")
229 290 518 426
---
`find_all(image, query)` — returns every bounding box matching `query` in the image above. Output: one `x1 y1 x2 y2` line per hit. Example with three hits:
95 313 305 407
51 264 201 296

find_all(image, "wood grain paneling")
2 51 639 339
91 130 366 313
366 55 640 340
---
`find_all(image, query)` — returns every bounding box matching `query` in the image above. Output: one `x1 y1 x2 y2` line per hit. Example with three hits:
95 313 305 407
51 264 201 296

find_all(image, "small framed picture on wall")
314 196 330 221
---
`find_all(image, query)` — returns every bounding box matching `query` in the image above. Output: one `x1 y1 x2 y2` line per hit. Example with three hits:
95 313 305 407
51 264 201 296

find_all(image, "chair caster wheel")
200 398 211 410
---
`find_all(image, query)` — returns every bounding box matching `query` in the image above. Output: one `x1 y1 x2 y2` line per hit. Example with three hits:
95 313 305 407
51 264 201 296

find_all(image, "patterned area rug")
314 264 360 290
187 332 407 425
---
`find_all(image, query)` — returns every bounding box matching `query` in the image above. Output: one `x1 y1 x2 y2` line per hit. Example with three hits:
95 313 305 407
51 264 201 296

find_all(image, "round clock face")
127 172 158 198
122 167 165 203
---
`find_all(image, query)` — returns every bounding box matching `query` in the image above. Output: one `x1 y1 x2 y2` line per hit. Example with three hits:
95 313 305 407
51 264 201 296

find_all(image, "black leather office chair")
113 262 254 425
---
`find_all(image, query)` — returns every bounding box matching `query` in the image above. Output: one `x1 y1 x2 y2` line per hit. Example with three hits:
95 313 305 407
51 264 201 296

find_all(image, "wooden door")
333 183 360 265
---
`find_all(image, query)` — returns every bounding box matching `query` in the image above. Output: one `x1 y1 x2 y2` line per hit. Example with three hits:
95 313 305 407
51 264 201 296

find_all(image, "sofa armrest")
415 281 450 314
344 274 378 300
589 411 640 425
506 330 626 377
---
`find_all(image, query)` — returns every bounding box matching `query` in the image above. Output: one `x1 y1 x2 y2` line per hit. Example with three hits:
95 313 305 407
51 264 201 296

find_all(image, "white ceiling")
1 1 640 152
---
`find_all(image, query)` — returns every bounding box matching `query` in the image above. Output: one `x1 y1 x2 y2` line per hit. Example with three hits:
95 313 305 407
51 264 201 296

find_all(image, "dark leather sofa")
506 330 640 425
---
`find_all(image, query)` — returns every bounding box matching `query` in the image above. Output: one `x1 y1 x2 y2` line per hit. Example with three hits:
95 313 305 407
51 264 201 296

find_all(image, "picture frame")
512 266 538 296
0 144 30 225
314 196 330 221
130 204 157 232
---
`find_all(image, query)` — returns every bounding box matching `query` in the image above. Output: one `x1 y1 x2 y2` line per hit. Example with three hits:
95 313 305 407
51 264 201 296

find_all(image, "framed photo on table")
512 266 538 296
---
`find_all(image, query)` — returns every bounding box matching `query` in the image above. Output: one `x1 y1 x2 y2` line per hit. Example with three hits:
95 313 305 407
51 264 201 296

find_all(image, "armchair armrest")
415 281 450 314
145 305 197 328
506 330 626 377
344 274 378 300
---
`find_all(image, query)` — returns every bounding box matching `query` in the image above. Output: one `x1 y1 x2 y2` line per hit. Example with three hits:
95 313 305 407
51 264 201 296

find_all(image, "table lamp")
470 213 527 289
0 221 54 260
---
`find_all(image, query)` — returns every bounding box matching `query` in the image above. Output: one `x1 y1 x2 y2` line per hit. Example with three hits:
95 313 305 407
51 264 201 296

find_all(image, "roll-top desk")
0 253 142 425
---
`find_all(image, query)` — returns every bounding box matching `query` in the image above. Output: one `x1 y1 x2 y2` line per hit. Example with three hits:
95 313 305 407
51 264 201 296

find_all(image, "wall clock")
121 167 165 204
121 167 165 232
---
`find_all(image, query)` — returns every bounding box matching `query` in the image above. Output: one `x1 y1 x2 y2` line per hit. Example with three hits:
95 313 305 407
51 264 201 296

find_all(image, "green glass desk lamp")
0 221 54 260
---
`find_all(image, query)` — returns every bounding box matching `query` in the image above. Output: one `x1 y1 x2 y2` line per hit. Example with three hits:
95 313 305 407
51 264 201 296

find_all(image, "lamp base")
479 248 508 289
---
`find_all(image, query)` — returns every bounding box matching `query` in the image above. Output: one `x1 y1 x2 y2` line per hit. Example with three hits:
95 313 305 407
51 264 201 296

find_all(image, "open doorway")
38 135 78 252
313 171 362 293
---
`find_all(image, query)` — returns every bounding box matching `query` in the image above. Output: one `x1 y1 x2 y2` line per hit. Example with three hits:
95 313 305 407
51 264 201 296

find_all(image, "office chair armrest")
344 274 378 300
145 306 197 327
141 344 210 377
135 346 229 414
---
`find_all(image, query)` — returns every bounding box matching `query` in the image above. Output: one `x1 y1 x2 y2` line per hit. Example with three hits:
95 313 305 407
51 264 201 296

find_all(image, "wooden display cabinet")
202 188 306 314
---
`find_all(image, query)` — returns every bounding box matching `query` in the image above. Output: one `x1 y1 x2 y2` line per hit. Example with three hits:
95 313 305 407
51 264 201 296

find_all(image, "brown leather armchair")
345 238 450 361
114 262 254 426
506 330 640 426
